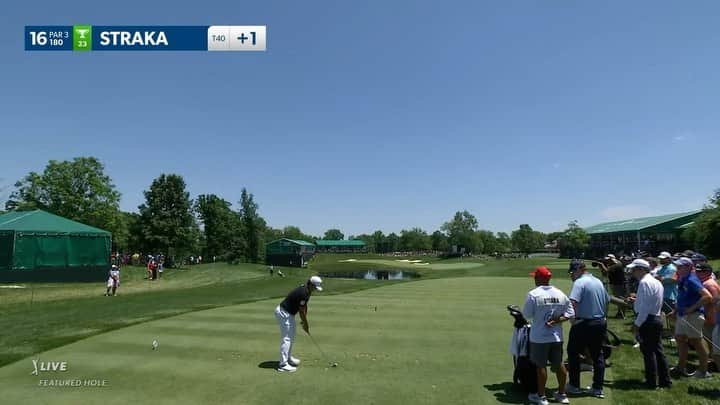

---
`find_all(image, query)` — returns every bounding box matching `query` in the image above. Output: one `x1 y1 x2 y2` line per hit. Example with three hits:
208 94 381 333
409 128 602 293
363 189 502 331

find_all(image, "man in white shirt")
627 259 671 389
523 266 574 405
105 265 120 296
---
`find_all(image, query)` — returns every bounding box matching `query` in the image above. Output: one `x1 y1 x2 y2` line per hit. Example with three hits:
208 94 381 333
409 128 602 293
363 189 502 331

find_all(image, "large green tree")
281 226 316 242
431 230 449 252
476 230 498 254
399 228 431 252
238 188 264 263
511 224 545 255
194 194 239 260
441 211 481 254
323 229 344 240
5 157 124 243
495 232 512 253
371 230 386 253
350 234 374 252
557 221 590 258
138 174 198 258
122 211 143 253
385 232 400 253
684 189 720 257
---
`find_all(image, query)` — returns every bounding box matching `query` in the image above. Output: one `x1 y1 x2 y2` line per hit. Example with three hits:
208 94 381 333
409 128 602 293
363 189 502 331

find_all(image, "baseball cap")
309 276 323 291
604 254 616 260
673 257 694 268
529 266 552 279
626 259 650 271
658 251 672 259
691 253 707 263
111 264 118 269
696 263 713 273
568 259 586 273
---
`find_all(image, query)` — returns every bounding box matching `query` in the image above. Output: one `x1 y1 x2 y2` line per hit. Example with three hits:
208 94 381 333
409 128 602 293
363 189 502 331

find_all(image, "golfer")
522 266 573 405
670 257 713 379
627 259 671 389
566 259 609 399
274 276 323 373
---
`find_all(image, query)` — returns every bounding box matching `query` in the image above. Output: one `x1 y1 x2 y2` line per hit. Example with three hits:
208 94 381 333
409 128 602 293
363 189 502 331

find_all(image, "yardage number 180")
29 31 68 46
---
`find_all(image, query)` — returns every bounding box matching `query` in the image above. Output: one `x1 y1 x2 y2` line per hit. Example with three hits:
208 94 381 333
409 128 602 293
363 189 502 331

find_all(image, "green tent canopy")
0 210 111 282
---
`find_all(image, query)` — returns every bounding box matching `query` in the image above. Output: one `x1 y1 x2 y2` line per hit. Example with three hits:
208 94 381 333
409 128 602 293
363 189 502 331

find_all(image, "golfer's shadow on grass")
258 361 279 370
483 382 526 404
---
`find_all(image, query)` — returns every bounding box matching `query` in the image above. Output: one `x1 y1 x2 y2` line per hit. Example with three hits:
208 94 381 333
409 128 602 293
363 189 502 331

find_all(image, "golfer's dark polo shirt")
280 285 311 315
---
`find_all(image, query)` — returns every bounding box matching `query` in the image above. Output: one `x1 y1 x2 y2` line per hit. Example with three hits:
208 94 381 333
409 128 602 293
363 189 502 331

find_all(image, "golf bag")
507 305 537 393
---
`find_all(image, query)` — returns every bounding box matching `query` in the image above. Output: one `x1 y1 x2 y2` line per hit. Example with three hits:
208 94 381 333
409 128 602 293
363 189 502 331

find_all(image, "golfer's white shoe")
565 384 585 395
527 393 541 404
277 363 297 373
289 356 301 367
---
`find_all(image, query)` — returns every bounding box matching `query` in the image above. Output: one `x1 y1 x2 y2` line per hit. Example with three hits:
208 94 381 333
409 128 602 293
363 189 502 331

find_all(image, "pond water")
318 270 419 280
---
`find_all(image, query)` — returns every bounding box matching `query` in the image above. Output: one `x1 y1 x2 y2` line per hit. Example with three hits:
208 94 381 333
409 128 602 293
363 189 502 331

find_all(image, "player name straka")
99 31 169 46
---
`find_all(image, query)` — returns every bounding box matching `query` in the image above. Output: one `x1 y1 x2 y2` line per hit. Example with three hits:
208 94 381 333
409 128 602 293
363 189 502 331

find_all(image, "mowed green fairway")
0 277 605 405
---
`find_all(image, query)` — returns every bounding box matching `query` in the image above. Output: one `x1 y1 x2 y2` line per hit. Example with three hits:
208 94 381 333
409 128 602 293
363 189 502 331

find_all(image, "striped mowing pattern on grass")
0 277 606 405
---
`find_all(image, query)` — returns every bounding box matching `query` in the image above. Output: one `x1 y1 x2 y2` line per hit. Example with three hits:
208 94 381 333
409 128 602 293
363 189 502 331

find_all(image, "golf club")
308 333 338 368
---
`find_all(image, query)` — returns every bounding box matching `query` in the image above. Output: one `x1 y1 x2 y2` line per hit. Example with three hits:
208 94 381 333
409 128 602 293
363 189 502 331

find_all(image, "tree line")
3 157 719 261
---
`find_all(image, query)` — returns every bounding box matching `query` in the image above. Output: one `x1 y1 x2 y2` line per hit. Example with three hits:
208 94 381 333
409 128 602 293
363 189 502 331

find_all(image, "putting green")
0 277 609 404
338 259 484 271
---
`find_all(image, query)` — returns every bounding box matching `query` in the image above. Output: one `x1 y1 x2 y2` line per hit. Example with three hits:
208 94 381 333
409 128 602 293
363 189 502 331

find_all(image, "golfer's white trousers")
275 305 296 366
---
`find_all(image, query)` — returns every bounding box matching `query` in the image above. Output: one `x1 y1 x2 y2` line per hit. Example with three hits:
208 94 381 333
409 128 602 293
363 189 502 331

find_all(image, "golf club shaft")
308 333 333 364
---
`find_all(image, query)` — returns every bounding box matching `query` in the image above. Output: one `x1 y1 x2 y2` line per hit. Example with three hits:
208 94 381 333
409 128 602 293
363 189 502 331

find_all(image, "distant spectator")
670 258 713 379
696 264 719 360
597 254 627 319
158 255 164 278
627 259 672 389
105 265 120 296
655 252 678 337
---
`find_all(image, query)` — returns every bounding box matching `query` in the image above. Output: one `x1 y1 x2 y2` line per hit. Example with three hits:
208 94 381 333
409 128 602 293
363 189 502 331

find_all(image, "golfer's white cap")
310 276 323 291
658 251 672 259
111 264 118 269
604 254 616 260
626 259 650 270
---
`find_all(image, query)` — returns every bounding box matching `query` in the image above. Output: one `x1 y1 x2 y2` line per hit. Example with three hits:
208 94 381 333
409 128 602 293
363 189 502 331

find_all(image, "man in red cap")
523 266 574 405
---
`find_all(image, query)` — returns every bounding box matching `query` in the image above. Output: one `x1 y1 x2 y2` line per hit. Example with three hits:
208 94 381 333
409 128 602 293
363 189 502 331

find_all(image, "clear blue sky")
1 1 718 237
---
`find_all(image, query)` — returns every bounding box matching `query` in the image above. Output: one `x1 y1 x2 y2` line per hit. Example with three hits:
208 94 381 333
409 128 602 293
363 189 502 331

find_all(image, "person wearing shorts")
670 258 713 379
523 266 574 405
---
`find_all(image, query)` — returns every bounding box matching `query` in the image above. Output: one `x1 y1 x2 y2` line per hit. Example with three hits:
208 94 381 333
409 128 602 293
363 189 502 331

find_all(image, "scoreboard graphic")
25 26 267 51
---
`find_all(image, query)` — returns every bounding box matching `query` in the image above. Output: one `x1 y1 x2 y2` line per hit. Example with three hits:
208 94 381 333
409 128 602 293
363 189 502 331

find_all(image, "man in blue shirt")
670 258 712 379
655 252 678 336
565 259 610 399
